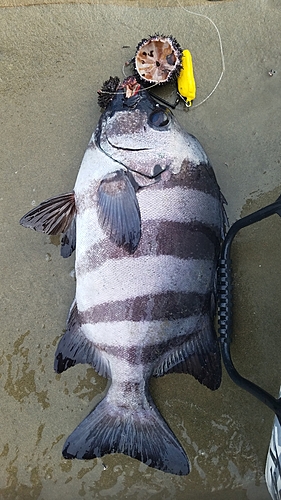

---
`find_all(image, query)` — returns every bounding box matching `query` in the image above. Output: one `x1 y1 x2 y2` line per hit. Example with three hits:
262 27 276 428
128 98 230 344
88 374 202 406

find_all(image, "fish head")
96 77 207 187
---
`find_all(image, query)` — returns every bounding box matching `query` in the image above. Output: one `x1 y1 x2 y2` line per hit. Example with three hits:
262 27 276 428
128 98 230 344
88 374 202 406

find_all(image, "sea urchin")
134 35 182 85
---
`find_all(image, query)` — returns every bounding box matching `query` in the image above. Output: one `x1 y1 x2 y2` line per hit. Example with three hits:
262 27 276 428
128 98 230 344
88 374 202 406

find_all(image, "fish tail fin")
62 394 189 475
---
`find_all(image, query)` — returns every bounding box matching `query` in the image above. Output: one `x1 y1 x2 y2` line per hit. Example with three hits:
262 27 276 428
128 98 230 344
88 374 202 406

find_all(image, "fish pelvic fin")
62 393 190 475
54 301 110 378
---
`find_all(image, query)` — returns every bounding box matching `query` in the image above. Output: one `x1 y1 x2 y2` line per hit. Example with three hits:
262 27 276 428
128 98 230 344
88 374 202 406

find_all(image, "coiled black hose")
217 194 281 421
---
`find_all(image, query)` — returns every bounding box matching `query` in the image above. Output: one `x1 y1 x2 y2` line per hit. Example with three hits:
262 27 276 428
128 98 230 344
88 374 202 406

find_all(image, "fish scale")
20 75 226 475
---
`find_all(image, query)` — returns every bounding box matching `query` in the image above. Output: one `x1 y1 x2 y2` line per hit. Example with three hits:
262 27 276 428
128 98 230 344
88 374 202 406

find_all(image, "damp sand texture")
1 0 281 498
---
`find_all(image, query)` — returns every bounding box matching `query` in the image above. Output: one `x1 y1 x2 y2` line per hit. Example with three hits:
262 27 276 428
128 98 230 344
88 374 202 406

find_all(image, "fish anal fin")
20 192 76 236
153 317 221 391
97 169 141 253
62 393 189 475
54 301 110 378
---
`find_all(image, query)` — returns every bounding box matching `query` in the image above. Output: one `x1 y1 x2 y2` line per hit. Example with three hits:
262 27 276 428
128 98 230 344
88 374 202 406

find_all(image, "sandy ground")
1 0 235 8
1 0 281 498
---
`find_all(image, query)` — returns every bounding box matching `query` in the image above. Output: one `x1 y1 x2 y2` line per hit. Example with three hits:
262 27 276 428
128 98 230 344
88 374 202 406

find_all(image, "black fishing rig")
217 194 281 423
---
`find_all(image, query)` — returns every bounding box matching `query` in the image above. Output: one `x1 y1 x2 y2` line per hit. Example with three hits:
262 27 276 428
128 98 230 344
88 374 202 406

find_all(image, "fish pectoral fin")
54 301 110 378
19 192 76 236
97 169 141 253
153 317 222 391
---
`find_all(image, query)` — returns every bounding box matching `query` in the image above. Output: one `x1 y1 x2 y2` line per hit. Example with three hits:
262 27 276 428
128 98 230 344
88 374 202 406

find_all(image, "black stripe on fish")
96 318 221 390
80 291 210 324
76 220 220 276
55 303 221 390
133 159 221 199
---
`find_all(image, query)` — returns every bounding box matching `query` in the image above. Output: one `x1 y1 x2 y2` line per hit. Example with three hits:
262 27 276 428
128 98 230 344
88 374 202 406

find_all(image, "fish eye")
148 109 170 128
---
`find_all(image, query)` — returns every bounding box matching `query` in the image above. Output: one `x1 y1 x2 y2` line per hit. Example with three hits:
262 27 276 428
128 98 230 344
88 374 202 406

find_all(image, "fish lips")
99 121 173 184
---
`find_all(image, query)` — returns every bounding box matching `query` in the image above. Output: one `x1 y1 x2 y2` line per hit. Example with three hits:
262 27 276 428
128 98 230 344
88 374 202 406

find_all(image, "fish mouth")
99 133 168 183
105 134 152 152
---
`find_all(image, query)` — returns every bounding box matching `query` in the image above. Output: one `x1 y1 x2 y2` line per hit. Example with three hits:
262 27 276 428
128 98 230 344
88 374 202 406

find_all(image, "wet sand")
1 0 281 498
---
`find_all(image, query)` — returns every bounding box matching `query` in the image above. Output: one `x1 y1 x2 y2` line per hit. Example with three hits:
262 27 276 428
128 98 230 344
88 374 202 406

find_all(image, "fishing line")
176 0 225 109
98 80 160 96
122 61 130 78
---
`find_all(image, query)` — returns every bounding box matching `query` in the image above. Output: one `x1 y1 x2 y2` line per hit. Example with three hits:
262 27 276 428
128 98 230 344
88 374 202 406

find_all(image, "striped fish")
20 76 226 475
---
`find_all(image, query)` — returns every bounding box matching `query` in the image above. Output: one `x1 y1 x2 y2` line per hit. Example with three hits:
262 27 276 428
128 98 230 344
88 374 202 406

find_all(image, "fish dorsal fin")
153 317 221 391
20 192 76 235
54 301 110 378
97 170 141 253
